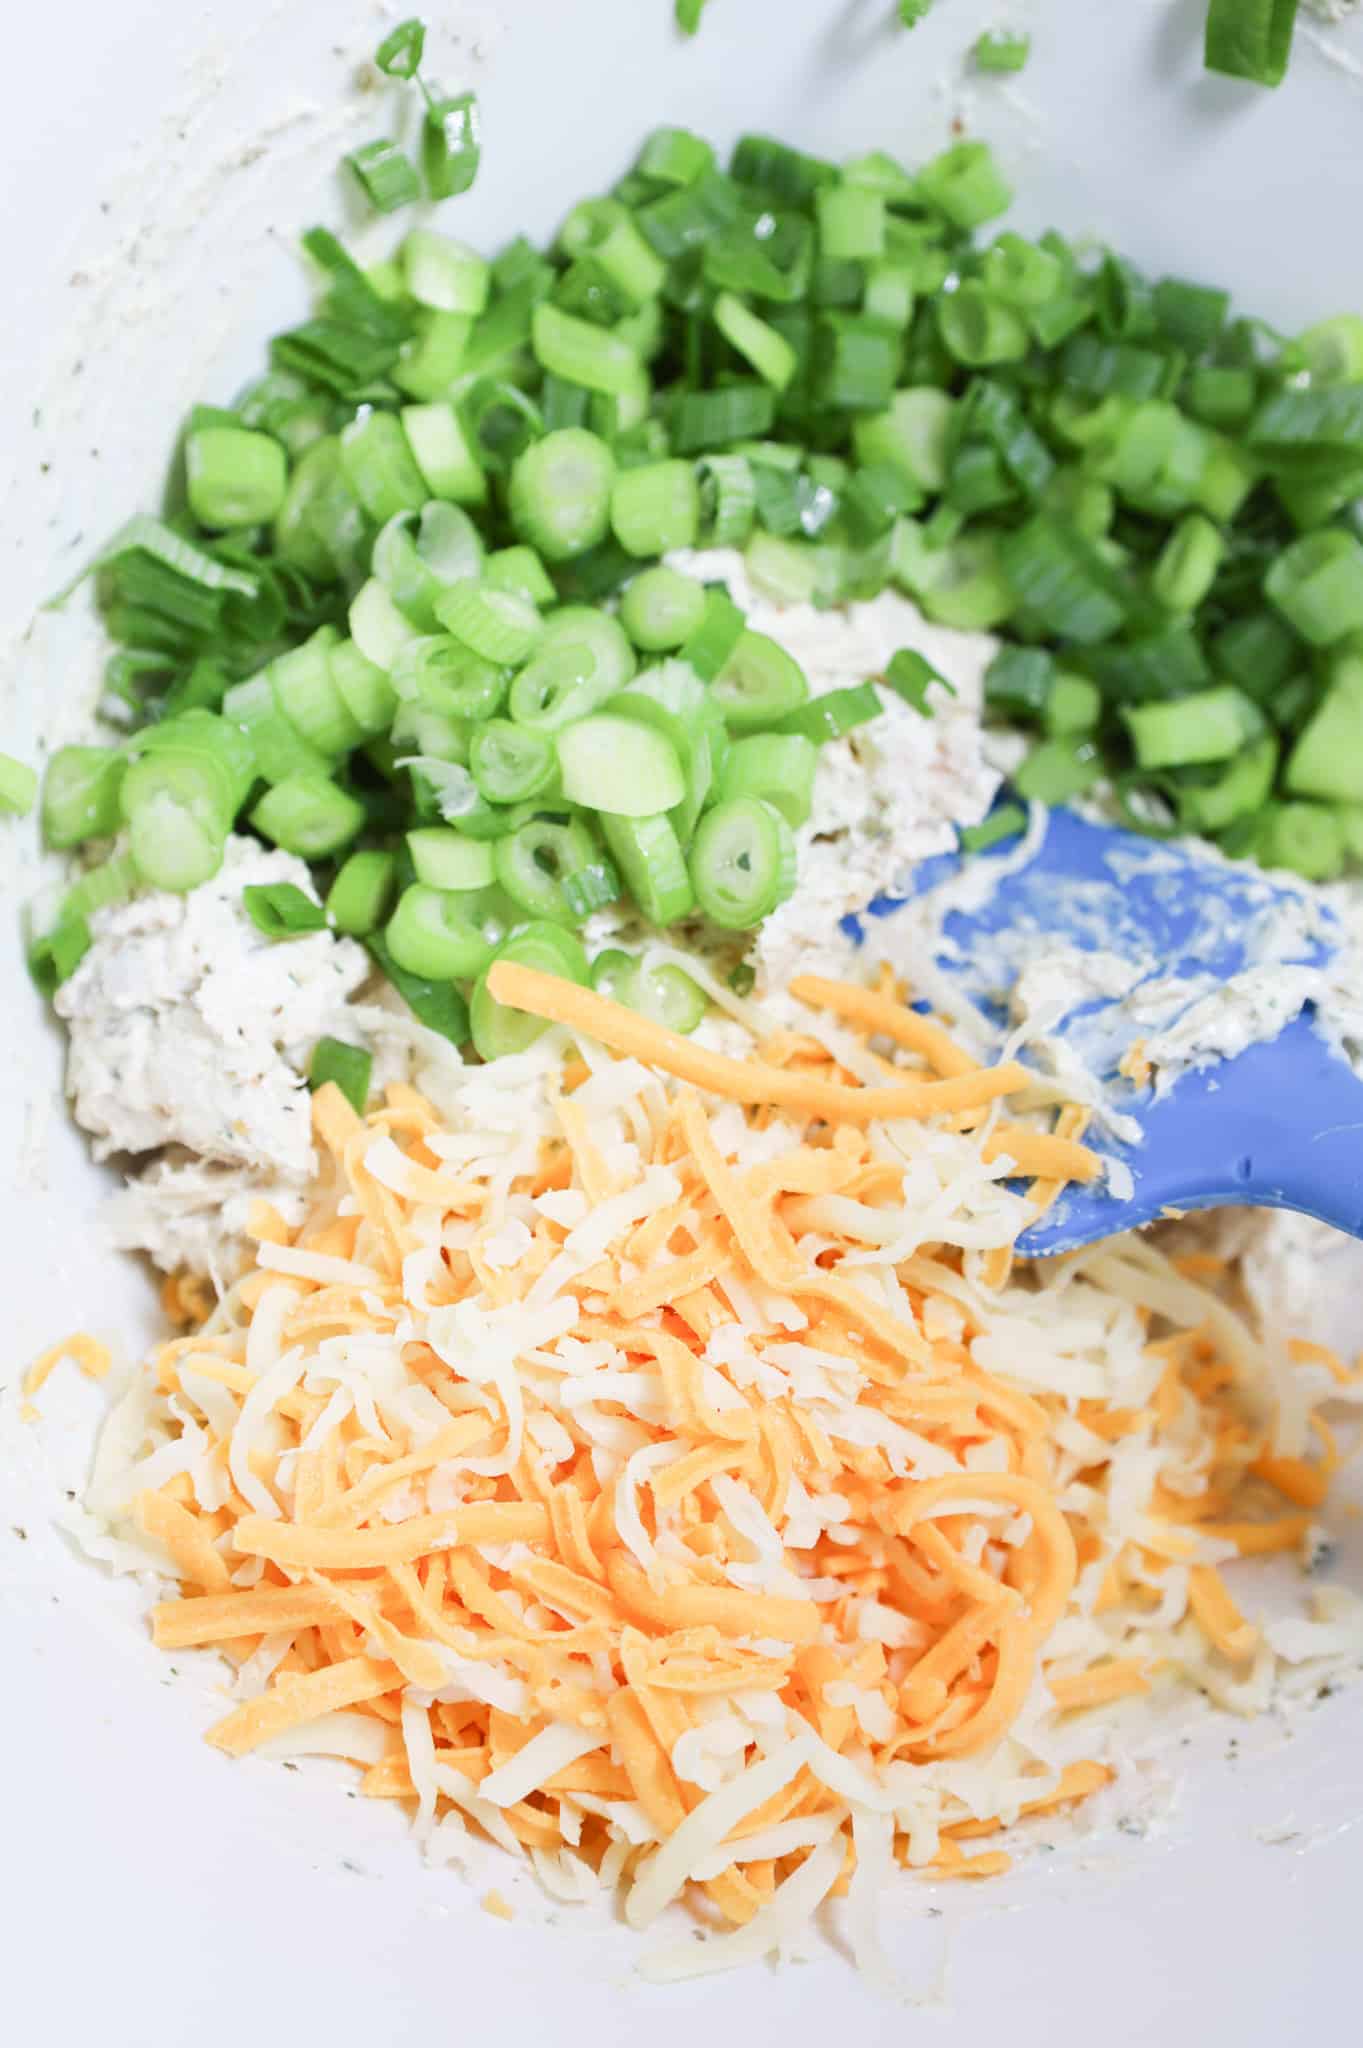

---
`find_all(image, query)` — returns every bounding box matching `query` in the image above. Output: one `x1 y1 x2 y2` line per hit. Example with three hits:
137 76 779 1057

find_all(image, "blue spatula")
844 805 1363 1259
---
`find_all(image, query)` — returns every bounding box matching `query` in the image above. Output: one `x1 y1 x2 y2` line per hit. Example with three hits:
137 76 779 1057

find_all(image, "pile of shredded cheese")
48 962 1363 1982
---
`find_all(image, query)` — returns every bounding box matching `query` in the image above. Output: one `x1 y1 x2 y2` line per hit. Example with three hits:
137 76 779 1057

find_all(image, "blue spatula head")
844 805 1363 1259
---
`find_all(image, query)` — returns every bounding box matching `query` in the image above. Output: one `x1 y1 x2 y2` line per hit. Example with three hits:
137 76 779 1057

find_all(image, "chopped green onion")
1179 732 1279 832
611 460 701 556
717 732 818 827
562 860 622 920
620 567 708 652
368 934 471 1047
972 29 1031 72
1152 512 1226 614
469 720 557 804
1284 653 1363 801
494 816 602 924
402 230 490 316
309 1037 373 1114
508 428 616 561
470 922 589 1060
340 411 429 522
185 425 288 529
814 315 901 410
985 645 1055 719
556 714 686 816
374 18 425 77
346 139 421 215
938 285 1030 368
423 92 482 200
885 646 958 715
816 186 886 262
1045 672 1102 737
42 747 126 849
689 795 796 929
434 580 542 665
681 587 747 682
242 881 328 939
997 515 1127 644
327 850 398 935
406 829 496 893
672 385 777 454
1204 0 1300 87
917 142 1013 230
483 546 557 607
532 303 644 397
0 752 37 816
1265 530 1363 645
712 630 809 731
1122 684 1264 770
250 774 365 857
402 403 488 506
386 882 500 978
675 0 709 31
774 681 882 744
713 294 799 390
1013 738 1104 805
599 811 694 924
959 802 1028 853
1256 799 1343 879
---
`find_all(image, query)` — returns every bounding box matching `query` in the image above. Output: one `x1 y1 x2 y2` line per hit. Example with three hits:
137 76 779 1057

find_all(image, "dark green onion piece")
1204 0 1300 87
972 30 1031 71
885 648 957 715
309 1037 373 1114
374 17 425 76
423 93 482 200
959 802 1028 853
242 882 328 940
368 934 471 1048
985 645 1055 719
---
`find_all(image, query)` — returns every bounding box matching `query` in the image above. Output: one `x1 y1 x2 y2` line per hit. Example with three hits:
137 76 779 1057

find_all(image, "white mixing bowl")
4 3 1363 2040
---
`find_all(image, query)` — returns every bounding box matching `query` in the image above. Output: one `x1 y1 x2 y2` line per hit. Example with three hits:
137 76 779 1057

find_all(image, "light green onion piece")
816 185 886 261
1265 530 1363 646
532 303 644 398
470 719 558 803
1122 685 1264 770
402 230 491 315
689 795 797 929
712 630 810 731
434 580 543 665
508 428 617 561
556 714 687 816
713 293 799 390
386 882 500 978
495 816 601 923
717 732 818 827
186 425 288 529
42 746 126 848
620 567 709 651
340 412 429 522
251 774 365 857
611 460 701 556
406 829 497 892
401 403 489 507
0 752 37 816
599 812 695 925
327 850 397 936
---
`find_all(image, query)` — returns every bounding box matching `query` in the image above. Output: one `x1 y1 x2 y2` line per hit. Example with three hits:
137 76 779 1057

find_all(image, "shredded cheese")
61 966 1362 1980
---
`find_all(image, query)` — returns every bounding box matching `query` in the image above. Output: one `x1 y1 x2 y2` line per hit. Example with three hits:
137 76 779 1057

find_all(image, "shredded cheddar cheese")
57 967 1363 1981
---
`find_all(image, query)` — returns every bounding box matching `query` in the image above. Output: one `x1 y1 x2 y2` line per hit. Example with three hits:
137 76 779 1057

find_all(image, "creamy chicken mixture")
53 559 1363 1335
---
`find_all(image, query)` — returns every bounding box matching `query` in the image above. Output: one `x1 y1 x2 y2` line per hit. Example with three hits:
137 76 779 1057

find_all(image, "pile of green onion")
33 111 1363 1052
